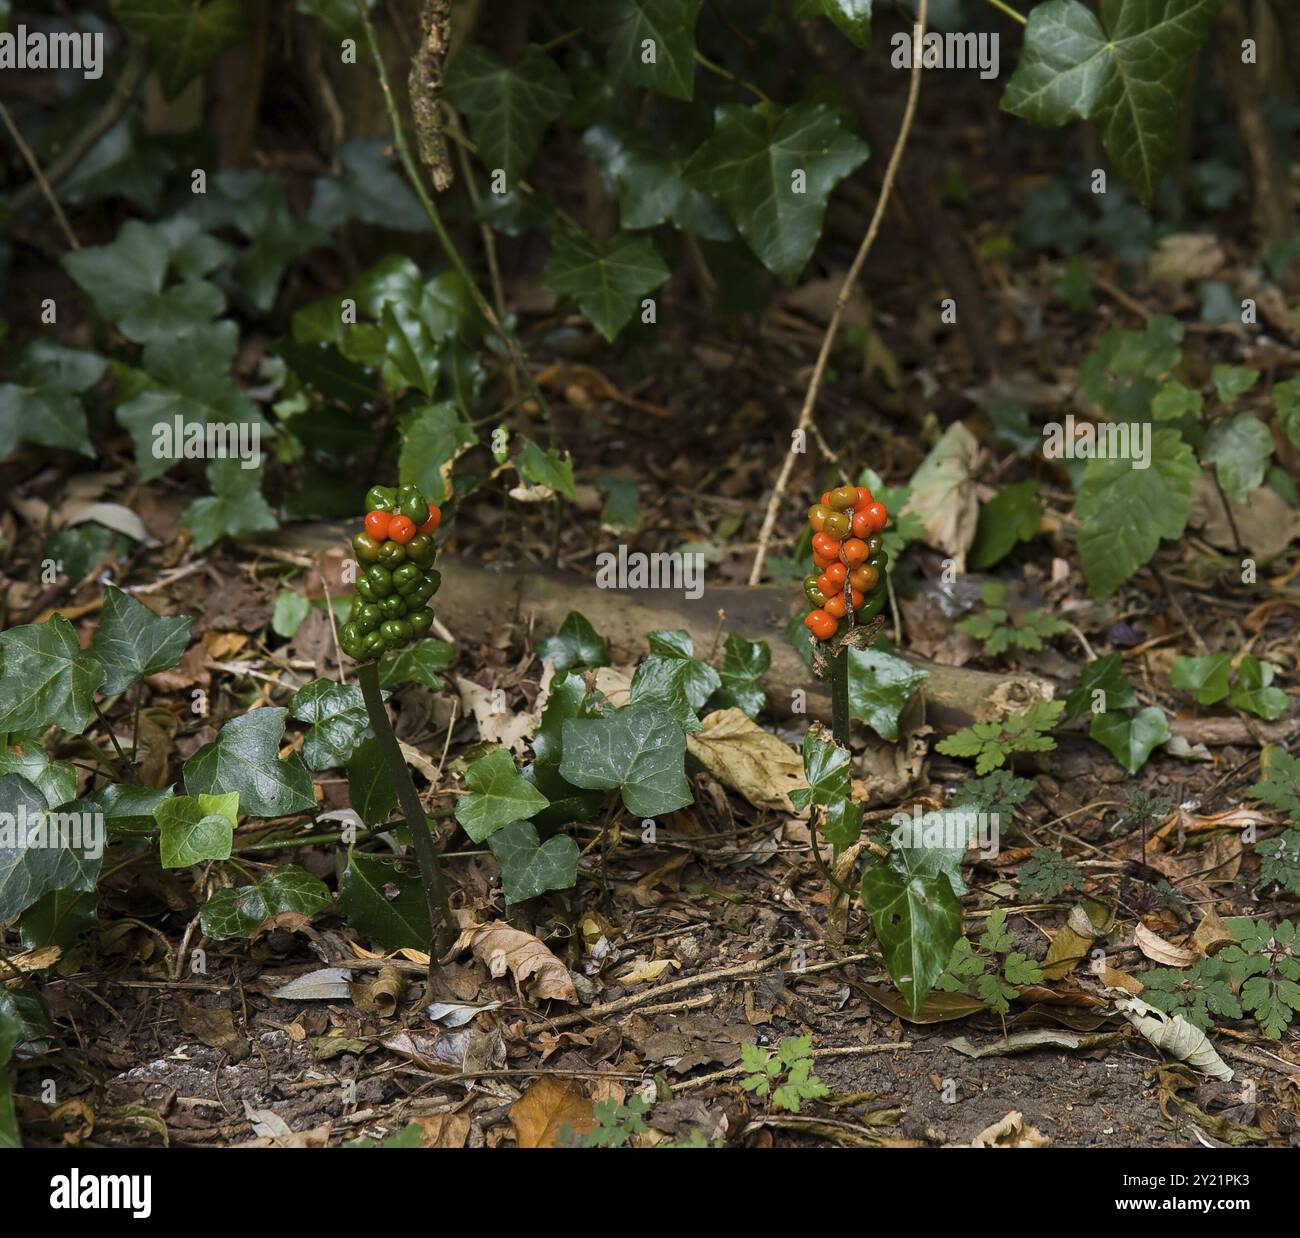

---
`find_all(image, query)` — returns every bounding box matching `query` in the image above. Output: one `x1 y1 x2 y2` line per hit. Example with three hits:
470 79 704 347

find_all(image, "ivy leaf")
516 438 578 499
184 708 316 819
795 0 872 46
524 672 606 831
86 782 176 836
0 736 76 811
339 850 430 951
89 586 193 696
0 779 103 924
1170 653 1233 706
687 101 869 283
1001 0 1222 201
543 230 669 342
861 863 963 1013
970 480 1041 570
63 219 226 343
199 865 331 940
645 631 720 707
455 749 549 843
379 639 455 690
560 702 692 818
711 634 771 719
1076 429 1197 599
846 647 928 742
631 630 720 734
488 820 581 904
118 0 249 99
0 616 105 737
182 459 278 552
564 0 702 100
1211 364 1260 404
290 680 373 770
789 723 851 814
537 612 609 672
156 792 238 868
346 738 396 827
1090 706 1170 774
1201 413 1273 505
1229 656 1288 721
308 137 430 233
0 341 105 458
398 403 477 505
1064 652 1136 720
445 44 572 182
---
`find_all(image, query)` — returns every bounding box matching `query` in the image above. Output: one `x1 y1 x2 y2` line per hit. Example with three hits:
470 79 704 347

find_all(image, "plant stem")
982 0 1027 25
356 659 453 989
829 647 850 750
354 0 555 432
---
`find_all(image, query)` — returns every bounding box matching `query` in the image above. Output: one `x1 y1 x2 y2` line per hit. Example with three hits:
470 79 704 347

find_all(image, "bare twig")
748 0 929 585
0 101 79 249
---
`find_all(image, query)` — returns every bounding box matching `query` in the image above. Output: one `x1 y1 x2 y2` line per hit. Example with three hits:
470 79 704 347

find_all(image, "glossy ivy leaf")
1090 706 1169 774
339 850 430 951
118 0 248 99
789 723 851 815
184 169 330 311
795 0 872 46
89 586 193 696
0 734 76 810
560 702 692 818
18 887 100 953
0 616 105 736
0 779 102 924
1201 413 1272 505
380 302 440 396
537 612 608 672
631 631 721 733
1076 429 1197 599
86 782 175 836
645 631 719 708
63 219 226 343
564 0 702 100
156 792 238 868
1064 651 1136 720
444 44 572 182
0 340 105 458
488 820 581 904
199 865 331 940
184 707 316 819
1170 652 1233 706
710 634 770 719
581 125 732 240
847 647 928 742
516 438 577 499
861 862 963 1013
346 738 396 827
290 680 373 770
542 230 670 342
455 749 549 843
399 403 477 506
1001 0 1222 201
1211 364 1260 404
1229 656 1288 721
379 639 456 690
686 101 869 284
308 137 429 233
886 826 968 898
524 672 606 831
970 479 1041 570
182 459 278 552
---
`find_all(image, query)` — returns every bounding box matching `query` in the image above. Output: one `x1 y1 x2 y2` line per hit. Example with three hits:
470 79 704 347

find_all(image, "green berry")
366 565 393 597
405 534 434 566
380 594 408 619
378 540 407 569
352 532 382 564
380 619 410 644
407 607 434 635
365 486 397 513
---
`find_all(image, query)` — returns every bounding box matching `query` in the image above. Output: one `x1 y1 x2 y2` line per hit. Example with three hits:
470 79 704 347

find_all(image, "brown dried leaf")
451 921 578 1004
685 709 807 813
510 1077 595 1148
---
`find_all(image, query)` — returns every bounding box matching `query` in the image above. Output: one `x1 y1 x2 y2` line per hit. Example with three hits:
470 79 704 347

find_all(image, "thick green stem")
828 647 850 750
357 660 454 987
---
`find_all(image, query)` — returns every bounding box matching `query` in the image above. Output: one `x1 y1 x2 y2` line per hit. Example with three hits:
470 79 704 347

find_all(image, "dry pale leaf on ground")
510 1077 596 1148
1134 924 1195 968
455 676 535 754
451 921 578 1003
685 709 807 813
1188 476 1300 561
968 1111 1050 1147
1149 233 1225 284
902 421 981 571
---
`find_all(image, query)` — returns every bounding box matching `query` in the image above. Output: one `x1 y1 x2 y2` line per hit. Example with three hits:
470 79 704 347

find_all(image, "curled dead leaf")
452 921 578 1004
685 709 807 813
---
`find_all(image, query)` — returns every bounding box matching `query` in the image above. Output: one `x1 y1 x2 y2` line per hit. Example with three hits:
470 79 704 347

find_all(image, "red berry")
364 511 392 541
388 514 416 544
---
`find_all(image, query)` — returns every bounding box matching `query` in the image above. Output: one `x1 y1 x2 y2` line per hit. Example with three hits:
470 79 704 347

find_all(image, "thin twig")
0 101 79 249
748 0 929 585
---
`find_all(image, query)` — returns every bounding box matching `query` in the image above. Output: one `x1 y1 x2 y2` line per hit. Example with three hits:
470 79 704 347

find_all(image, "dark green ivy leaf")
184 707 316 819
89 586 193 696
0 616 105 736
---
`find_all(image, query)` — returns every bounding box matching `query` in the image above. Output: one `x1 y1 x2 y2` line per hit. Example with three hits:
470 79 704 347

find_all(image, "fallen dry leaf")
902 421 981 570
452 921 578 1003
510 1077 595 1148
455 677 535 754
1134 923 1195 968
969 1110 1050 1148
685 709 807 812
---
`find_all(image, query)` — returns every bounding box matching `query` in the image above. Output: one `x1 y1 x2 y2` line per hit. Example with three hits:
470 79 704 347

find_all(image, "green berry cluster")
337 484 442 661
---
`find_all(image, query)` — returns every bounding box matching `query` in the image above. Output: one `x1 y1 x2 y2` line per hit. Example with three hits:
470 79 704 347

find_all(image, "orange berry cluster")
802 484 889 642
